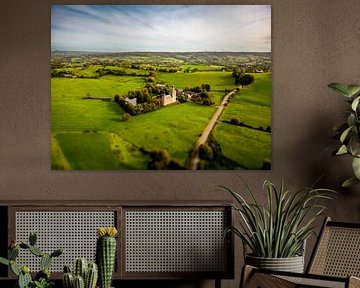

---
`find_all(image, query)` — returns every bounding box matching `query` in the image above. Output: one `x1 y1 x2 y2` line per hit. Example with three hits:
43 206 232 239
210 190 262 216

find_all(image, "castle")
160 86 177 106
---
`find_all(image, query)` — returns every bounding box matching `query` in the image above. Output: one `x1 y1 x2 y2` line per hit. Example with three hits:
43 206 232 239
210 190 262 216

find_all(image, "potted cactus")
96 227 118 288
62 258 98 288
0 232 63 288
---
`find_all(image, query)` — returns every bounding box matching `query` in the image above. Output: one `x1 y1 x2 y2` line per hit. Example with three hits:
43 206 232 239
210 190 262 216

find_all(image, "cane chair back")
307 217 360 278
241 217 360 288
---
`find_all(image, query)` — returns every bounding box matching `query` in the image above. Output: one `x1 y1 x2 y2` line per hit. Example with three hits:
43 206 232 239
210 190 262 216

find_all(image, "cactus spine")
63 260 98 288
96 227 118 288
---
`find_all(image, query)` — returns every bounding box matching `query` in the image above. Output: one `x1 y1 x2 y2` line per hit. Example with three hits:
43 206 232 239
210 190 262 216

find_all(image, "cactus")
63 272 74 288
74 258 87 279
29 232 37 246
9 246 19 260
10 260 20 276
29 245 44 257
18 269 32 288
63 259 98 288
0 232 63 288
85 263 98 288
73 275 85 288
96 227 118 288
41 253 52 270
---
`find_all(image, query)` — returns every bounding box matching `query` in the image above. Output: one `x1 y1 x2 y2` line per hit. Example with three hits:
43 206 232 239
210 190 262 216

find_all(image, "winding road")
188 88 239 170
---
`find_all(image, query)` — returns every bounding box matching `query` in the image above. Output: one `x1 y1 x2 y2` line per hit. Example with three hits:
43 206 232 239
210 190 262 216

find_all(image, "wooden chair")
241 217 360 288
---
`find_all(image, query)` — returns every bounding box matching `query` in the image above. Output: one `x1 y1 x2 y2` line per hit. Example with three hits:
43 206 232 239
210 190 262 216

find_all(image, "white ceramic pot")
245 254 305 273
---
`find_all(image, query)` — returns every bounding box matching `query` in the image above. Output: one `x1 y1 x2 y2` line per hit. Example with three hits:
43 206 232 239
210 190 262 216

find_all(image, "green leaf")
348 85 360 97
336 144 348 155
328 83 352 97
347 114 356 127
349 135 360 156
351 96 360 111
352 157 360 179
340 126 353 143
0 257 9 266
342 177 360 188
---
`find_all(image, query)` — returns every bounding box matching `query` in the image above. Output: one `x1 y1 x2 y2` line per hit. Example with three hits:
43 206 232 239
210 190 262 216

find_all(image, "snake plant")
222 179 335 258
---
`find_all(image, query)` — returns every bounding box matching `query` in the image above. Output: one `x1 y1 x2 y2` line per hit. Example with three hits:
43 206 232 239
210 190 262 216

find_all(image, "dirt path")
188 88 239 170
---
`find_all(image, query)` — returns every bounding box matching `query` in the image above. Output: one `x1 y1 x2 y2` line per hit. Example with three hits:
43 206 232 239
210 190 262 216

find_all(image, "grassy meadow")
51 52 271 170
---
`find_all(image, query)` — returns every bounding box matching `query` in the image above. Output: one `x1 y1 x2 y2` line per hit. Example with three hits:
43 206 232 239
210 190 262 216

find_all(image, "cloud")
51 5 271 52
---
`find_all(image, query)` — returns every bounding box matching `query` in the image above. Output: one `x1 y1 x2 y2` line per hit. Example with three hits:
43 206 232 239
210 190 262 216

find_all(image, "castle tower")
171 86 176 101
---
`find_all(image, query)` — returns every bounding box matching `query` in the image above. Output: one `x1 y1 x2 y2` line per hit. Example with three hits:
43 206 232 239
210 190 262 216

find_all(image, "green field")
214 72 272 169
158 71 236 91
51 53 271 170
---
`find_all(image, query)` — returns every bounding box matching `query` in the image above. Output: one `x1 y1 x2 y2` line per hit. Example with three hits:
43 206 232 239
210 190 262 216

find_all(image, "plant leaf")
328 83 352 98
348 85 360 97
342 177 360 188
351 96 360 111
340 126 353 143
347 114 356 128
352 157 360 179
336 145 348 155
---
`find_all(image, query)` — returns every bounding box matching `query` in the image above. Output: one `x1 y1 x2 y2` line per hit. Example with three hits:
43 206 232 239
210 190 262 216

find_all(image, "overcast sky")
51 5 271 52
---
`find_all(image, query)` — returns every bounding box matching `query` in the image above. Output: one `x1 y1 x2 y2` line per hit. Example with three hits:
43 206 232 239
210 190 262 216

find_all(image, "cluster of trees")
183 84 211 93
198 135 222 163
114 84 174 116
147 149 184 170
232 69 255 86
146 71 157 82
145 83 170 95
183 67 199 73
96 68 143 77
51 70 69 77
191 91 214 106
230 118 271 133
114 93 160 116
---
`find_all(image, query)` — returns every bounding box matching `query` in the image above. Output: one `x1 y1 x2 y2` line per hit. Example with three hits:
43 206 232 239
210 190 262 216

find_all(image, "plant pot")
245 254 305 273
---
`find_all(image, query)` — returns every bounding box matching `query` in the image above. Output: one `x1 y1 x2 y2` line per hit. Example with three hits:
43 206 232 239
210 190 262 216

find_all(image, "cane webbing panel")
125 210 227 273
15 211 115 272
309 226 360 277
277 275 345 288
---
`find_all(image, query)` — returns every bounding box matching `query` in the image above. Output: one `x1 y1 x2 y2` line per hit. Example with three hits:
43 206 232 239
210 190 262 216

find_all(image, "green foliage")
32 278 54 288
222 179 335 258
199 143 213 160
328 83 360 187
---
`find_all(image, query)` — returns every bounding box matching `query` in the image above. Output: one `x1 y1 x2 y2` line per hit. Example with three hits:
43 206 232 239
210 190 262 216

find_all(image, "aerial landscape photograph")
51 5 272 170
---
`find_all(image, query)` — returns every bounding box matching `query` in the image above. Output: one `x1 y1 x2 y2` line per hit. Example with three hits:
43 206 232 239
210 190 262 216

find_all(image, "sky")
51 5 271 53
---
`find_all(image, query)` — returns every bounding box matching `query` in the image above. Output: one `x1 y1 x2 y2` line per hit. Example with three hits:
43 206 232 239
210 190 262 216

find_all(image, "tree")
122 113 131 122
201 83 211 92
238 74 255 86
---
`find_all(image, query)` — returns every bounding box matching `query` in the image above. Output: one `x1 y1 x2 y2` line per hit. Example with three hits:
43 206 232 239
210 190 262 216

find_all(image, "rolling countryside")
51 52 271 170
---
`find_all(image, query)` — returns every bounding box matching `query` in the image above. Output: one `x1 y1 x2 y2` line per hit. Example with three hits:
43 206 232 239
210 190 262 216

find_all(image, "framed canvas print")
51 5 271 170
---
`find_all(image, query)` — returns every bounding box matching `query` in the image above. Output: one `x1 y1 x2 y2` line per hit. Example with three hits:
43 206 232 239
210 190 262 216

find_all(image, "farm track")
188 88 240 170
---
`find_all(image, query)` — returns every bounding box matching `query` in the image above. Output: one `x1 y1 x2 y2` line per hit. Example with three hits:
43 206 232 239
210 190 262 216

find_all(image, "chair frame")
241 217 360 288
